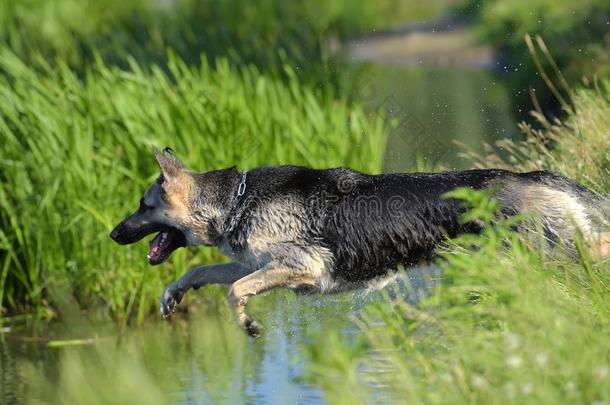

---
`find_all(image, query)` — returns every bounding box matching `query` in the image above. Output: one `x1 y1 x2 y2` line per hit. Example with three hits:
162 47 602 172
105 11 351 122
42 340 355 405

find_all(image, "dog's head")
109 147 220 265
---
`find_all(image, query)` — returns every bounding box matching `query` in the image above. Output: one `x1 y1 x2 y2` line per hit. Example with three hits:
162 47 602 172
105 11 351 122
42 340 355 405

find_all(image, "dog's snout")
109 222 134 245
109 224 123 242
109 214 157 245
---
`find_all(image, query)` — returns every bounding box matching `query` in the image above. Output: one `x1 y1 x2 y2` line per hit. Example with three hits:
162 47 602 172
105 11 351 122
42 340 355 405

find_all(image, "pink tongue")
149 233 164 258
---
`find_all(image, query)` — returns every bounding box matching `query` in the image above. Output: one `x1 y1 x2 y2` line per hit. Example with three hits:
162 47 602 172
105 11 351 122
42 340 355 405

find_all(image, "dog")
109 147 610 336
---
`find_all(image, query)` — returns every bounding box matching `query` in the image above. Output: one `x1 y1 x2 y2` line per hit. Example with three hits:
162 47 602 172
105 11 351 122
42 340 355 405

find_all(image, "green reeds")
0 49 388 322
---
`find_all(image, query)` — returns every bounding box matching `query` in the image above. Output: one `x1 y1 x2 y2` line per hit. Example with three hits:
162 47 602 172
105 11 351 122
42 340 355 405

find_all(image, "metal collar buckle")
226 170 248 233
236 171 248 198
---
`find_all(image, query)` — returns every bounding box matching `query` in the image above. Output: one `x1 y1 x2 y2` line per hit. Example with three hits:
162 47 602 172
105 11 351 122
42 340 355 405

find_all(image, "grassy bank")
0 49 387 322
305 80 610 402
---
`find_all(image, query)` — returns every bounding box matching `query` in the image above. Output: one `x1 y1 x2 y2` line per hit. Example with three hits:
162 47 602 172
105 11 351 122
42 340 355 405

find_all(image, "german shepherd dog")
110 148 610 336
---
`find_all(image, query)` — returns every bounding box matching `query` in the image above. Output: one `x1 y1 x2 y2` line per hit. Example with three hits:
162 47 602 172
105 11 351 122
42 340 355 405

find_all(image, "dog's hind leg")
228 262 320 337
160 262 255 318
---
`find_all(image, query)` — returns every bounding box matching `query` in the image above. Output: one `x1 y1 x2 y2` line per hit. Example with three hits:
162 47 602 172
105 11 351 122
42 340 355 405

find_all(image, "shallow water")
1 268 440 404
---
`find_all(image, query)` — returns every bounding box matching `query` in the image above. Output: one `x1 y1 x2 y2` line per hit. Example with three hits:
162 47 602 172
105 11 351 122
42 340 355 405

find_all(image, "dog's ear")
153 146 185 179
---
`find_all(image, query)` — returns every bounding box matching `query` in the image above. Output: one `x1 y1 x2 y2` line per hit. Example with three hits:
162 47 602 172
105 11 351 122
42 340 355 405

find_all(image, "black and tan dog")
110 147 610 336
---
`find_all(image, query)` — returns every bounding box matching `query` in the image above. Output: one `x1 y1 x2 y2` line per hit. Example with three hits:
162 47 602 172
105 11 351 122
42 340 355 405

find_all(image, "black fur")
222 166 576 283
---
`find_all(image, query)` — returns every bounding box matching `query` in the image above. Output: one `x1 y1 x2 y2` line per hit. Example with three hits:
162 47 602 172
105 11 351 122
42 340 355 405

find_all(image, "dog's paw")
243 317 262 338
160 283 185 319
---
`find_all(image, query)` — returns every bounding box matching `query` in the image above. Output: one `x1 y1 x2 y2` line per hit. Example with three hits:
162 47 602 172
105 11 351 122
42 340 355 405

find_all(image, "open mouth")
147 228 187 265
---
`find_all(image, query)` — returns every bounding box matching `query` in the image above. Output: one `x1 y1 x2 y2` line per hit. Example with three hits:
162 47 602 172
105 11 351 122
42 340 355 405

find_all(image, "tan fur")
153 146 194 218
216 196 334 334
164 173 193 210
519 185 592 236
225 197 333 280
228 261 321 336
499 183 610 259
588 233 610 260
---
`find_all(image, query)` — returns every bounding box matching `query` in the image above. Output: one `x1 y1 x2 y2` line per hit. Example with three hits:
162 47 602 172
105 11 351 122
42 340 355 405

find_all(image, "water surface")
1 268 440 404
352 64 517 171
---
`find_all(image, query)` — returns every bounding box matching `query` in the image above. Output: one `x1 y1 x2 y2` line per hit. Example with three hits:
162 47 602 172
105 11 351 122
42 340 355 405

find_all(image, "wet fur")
220 167 609 284
110 150 610 336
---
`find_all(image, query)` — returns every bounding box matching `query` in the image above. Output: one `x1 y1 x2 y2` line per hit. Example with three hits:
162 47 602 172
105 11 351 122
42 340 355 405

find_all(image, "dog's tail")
499 171 610 259
566 188 610 260
586 196 610 259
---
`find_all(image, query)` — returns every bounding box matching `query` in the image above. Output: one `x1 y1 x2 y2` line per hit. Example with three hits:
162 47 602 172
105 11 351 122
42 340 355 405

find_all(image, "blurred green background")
1 0 609 403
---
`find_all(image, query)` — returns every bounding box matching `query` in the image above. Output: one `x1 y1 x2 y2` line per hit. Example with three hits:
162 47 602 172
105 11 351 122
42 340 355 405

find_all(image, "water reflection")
352 64 517 171
1 266 441 404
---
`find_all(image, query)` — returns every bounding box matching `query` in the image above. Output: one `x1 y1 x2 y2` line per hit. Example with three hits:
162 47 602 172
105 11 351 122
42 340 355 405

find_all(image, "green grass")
0 49 388 323
304 79 610 403
0 0 449 88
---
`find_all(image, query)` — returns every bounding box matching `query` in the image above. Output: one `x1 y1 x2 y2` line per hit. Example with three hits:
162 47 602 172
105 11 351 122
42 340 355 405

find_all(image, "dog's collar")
236 170 248 201
224 170 248 233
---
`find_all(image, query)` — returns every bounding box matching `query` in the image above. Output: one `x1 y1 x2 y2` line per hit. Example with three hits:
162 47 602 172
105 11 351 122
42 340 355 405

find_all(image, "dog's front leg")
160 262 254 318
228 262 319 337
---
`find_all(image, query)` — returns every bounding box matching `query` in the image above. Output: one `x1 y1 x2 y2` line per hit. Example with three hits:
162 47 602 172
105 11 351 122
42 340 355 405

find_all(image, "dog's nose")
109 226 121 242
